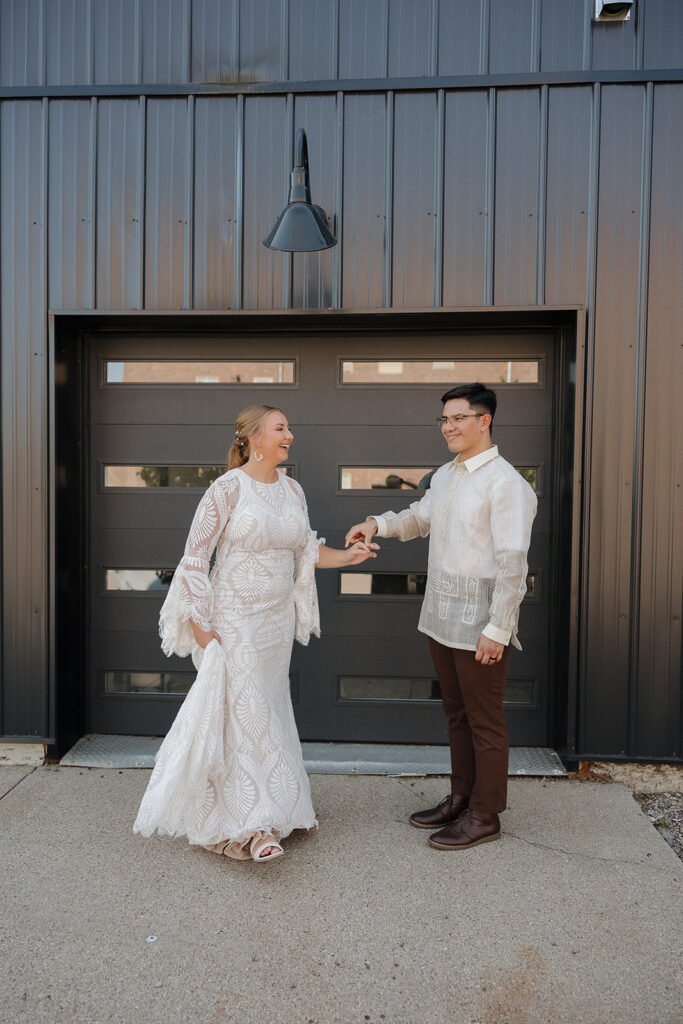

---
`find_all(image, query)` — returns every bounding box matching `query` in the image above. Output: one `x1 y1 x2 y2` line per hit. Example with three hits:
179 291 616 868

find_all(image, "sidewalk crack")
0 766 37 801
503 828 676 871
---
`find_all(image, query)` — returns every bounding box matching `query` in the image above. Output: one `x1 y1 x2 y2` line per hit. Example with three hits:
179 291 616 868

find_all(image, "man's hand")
475 634 505 666
344 519 378 548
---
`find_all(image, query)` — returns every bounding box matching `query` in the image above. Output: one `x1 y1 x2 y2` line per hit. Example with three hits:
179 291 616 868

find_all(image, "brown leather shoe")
428 809 500 850
409 793 469 830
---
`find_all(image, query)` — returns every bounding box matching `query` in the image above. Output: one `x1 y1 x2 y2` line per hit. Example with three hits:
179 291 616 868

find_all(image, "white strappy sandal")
250 834 284 862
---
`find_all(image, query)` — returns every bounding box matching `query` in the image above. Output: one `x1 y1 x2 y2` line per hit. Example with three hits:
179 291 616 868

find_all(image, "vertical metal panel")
582 85 645 755
341 93 386 308
190 0 239 84
144 98 192 308
96 99 143 308
48 100 95 310
239 0 286 82
291 95 336 309
193 97 237 309
489 0 539 74
591 15 637 71
539 0 585 72
437 0 485 75
442 90 488 306
494 89 541 305
637 83 683 757
288 0 338 81
93 0 141 85
339 0 388 79
142 0 191 84
241 96 288 309
46 0 92 86
0 0 45 86
387 0 432 78
545 86 592 304
391 93 438 308
643 0 683 70
0 100 48 736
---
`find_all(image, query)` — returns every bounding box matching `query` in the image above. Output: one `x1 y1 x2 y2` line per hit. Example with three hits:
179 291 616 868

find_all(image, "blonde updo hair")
227 404 281 470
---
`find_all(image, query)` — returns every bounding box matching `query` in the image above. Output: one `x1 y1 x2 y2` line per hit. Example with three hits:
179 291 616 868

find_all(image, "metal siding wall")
494 89 541 305
239 0 286 83
590 14 637 71
489 0 539 74
442 90 489 307
341 93 386 308
145 98 193 309
190 0 239 83
0 0 45 86
391 92 438 308
93 0 142 85
339 0 388 79
96 99 144 309
436 0 484 76
291 94 337 310
637 83 683 758
545 87 592 305
387 0 434 78
48 100 95 310
643 0 683 69
193 97 237 309
0 100 48 737
141 0 191 84
539 0 586 72
242 95 289 309
288 0 338 81
582 85 646 755
46 0 92 86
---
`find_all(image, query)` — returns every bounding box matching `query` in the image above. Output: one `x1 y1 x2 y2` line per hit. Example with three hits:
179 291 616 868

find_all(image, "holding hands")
344 518 379 549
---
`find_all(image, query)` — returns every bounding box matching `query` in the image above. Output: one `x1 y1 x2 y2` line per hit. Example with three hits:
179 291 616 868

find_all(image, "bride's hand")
190 620 222 648
345 541 380 565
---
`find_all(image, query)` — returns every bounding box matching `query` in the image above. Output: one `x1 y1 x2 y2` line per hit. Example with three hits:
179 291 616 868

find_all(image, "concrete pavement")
0 766 681 1024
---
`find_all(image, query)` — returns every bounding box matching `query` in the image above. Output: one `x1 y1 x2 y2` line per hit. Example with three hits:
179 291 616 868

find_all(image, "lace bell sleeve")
159 476 236 658
289 479 325 646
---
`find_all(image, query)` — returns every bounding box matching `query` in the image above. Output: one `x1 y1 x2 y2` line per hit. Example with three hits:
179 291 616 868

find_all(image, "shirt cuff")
482 622 511 646
367 515 387 538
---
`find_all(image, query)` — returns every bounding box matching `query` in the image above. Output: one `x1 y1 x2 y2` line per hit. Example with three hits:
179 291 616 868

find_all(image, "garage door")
87 328 555 745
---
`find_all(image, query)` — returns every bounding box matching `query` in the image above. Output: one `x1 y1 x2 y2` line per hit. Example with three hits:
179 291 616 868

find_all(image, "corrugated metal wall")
1 0 681 758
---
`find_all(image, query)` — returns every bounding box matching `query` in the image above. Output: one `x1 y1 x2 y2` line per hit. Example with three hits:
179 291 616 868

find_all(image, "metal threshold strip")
60 735 566 776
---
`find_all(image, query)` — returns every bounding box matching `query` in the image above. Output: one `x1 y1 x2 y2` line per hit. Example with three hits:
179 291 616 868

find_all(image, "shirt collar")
450 444 499 473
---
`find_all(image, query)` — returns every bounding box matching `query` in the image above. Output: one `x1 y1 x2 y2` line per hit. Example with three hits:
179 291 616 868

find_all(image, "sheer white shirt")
370 445 537 651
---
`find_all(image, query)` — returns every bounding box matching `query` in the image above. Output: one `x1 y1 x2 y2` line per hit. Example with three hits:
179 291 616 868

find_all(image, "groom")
345 383 537 850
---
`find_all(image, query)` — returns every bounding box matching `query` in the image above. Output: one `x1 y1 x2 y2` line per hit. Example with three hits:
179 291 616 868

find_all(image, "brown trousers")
428 637 510 815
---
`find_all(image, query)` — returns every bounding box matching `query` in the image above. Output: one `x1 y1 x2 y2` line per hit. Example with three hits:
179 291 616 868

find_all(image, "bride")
133 405 377 862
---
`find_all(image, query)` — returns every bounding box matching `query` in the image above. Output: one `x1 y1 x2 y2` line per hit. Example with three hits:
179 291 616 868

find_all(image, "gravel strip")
634 792 683 861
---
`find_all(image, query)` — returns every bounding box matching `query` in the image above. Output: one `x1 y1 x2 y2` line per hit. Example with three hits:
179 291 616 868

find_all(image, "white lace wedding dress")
133 468 323 859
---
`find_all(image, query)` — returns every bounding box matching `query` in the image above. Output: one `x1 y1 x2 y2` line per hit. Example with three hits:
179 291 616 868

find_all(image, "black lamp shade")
263 129 337 252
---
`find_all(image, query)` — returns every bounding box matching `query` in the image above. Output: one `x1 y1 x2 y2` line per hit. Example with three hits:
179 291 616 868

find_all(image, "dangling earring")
253 448 263 462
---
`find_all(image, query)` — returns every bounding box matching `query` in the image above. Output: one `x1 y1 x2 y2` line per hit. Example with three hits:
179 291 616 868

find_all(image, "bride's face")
253 410 293 463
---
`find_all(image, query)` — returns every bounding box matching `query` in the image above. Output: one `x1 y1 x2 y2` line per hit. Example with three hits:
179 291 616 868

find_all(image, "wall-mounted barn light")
263 129 337 252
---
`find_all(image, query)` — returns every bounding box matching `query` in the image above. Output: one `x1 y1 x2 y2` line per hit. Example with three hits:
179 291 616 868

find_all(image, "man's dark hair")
440 382 497 432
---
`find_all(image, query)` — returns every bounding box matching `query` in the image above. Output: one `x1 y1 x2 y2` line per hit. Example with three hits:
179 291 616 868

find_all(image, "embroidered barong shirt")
371 445 537 651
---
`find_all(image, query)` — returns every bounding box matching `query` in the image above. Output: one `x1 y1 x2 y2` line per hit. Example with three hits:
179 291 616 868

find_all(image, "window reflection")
339 676 442 701
339 467 434 491
104 465 225 488
515 467 538 491
341 359 540 385
339 572 427 596
105 569 174 591
503 679 537 705
104 670 194 695
105 360 295 385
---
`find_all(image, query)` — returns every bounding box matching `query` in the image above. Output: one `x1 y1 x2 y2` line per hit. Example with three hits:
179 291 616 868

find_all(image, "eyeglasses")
436 414 484 427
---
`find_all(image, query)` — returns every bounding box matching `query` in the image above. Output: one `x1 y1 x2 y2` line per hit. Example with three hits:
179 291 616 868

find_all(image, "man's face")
440 398 490 456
